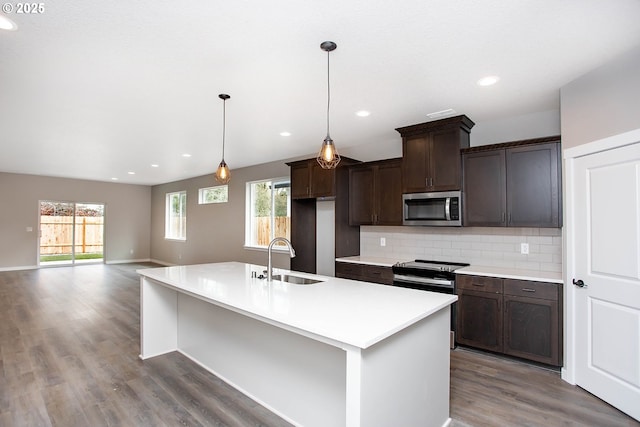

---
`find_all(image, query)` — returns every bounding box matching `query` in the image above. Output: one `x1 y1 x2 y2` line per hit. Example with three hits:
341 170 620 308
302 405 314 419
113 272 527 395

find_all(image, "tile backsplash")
360 226 562 273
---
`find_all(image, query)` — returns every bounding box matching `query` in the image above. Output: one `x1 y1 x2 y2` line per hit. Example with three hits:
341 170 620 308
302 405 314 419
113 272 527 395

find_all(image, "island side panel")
177 292 347 427
349 307 451 427
139 277 178 359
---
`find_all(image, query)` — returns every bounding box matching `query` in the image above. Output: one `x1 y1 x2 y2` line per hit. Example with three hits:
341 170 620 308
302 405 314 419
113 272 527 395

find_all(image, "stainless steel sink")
271 274 323 285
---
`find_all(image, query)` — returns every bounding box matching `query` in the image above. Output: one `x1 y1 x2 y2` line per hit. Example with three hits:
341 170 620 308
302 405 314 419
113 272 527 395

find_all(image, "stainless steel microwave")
402 191 462 226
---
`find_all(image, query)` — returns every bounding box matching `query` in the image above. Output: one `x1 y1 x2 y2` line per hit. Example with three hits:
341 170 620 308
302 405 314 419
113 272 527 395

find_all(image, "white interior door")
571 139 640 421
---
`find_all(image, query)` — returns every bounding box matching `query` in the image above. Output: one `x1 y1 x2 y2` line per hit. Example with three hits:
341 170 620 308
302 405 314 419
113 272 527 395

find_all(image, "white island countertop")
138 261 456 350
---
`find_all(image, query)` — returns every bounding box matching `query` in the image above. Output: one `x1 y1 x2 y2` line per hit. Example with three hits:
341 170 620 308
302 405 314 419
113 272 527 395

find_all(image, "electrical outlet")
520 243 529 255
380 237 386 247
130 249 134 255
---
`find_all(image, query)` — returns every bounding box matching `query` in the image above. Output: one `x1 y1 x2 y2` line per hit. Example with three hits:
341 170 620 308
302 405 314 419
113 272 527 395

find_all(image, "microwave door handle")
445 198 451 220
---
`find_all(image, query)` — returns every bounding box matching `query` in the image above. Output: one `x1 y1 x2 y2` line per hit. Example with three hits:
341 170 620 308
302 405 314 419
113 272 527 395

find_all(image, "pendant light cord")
326 49 331 139
221 99 226 160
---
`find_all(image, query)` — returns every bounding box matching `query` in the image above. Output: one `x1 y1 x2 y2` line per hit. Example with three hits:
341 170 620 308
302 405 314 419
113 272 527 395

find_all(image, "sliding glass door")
39 201 104 265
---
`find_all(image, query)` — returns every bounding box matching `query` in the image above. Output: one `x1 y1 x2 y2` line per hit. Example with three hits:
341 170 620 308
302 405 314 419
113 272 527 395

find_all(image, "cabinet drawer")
335 262 364 280
361 265 393 285
456 274 502 293
504 279 559 301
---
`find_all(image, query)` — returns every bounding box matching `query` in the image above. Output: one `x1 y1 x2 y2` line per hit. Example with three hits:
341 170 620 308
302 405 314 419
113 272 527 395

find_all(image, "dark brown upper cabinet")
462 137 561 228
396 115 474 193
349 158 402 226
287 157 360 200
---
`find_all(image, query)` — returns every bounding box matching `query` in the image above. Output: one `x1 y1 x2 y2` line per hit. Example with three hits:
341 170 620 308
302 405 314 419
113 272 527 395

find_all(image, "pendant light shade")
317 41 341 169
215 94 231 184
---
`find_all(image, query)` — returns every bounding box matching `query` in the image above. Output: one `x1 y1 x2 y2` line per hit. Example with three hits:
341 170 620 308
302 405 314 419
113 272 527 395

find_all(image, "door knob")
572 278 586 288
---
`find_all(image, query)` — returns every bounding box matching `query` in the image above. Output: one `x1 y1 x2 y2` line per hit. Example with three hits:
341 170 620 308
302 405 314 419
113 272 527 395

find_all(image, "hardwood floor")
0 263 637 426
450 348 638 427
0 263 293 427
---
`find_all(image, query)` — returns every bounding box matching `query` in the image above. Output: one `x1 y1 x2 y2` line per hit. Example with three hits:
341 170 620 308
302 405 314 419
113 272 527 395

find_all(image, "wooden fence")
256 217 290 246
40 216 104 255
40 215 287 254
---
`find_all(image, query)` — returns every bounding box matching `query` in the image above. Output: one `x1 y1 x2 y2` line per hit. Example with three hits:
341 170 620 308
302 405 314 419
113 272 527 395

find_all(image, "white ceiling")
1 0 640 185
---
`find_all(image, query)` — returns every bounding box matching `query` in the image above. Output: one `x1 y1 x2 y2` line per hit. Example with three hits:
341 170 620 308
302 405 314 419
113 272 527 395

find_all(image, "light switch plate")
380 237 386 247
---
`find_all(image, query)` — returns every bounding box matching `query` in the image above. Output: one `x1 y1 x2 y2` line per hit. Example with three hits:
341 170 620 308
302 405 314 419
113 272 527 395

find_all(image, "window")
199 185 228 204
246 178 290 248
165 191 187 240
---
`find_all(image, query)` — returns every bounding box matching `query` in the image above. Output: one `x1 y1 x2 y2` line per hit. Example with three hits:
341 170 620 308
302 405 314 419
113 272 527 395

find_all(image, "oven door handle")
393 274 454 288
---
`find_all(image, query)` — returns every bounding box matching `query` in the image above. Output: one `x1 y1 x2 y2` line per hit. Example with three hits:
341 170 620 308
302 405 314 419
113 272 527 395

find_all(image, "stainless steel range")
392 259 469 347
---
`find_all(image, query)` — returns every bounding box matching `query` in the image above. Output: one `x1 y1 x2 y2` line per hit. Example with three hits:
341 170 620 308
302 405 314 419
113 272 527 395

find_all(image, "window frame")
198 185 229 204
165 190 187 241
244 177 291 250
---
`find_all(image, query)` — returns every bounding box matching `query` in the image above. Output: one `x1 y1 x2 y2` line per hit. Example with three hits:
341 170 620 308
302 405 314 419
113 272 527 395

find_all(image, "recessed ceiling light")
128 171 136 175
182 153 191 158
355 110 371 117
151 164 159 168
280 132 291 137
477 76 500 86
0 14 18 31
427 108 456 119
111 177 119 181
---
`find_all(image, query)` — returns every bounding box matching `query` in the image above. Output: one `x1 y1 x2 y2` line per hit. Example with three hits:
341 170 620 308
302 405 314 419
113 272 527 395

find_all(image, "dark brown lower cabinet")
503 279 561 365
335 262 393 285
456 274 562 366
456 288 503 352
456 275 503 352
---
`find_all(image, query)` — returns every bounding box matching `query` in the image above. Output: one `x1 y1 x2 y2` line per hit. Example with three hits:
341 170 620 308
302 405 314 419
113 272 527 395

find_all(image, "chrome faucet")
267 237 296 281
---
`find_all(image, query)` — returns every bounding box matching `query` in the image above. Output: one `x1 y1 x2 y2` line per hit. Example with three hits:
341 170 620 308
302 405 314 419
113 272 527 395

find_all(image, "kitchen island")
138 262 456 427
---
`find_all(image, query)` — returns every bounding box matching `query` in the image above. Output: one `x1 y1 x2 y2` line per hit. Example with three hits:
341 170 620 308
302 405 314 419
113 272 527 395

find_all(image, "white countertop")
456 265 563 284
336 256 563 284
335 256 406 267
138 262 456 349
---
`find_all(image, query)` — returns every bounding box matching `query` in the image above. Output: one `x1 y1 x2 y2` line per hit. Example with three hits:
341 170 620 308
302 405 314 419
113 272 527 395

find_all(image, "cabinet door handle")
502 212 506 223
521 288 536 293
472 283 485 287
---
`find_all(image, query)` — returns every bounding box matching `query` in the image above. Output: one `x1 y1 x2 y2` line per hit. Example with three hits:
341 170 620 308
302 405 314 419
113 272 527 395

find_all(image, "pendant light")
215 94 231 184
317 41 341 169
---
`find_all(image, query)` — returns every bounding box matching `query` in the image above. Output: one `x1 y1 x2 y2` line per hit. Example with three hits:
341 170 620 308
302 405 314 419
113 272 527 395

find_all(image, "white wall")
561 44 640 149
470 110 560 147
149 158 294 269
0 172 151 269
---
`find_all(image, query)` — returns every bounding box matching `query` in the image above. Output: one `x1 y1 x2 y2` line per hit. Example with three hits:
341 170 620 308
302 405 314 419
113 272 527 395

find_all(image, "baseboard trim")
106 258 152 265
149 258 175 266
0 265 38 272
